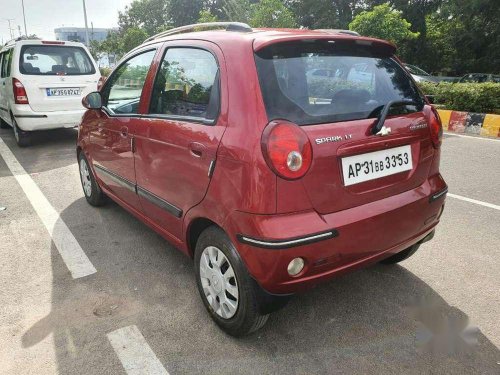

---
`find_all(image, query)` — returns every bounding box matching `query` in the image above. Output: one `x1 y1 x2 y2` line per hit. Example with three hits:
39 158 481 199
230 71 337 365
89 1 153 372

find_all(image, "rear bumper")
12 105 85 131
225 174 447 295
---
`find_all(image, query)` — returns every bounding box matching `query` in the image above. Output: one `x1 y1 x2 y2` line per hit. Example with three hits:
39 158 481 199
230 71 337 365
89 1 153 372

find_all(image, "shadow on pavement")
0 127 78 174
22 198 500 374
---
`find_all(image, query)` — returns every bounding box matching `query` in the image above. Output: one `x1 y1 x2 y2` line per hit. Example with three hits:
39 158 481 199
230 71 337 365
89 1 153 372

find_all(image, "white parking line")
0 137 96 278
108 325 169 375
444 132 500 142
448 193 500 211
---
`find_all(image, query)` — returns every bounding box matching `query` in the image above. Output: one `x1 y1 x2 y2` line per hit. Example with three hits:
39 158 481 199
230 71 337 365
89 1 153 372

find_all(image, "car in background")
77 23 447 336
0 38 100 147
403 63 440 83
458 73 500 83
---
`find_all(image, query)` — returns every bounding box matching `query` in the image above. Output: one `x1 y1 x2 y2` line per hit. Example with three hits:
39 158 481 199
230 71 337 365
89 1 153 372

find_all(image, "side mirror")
82 92 102 110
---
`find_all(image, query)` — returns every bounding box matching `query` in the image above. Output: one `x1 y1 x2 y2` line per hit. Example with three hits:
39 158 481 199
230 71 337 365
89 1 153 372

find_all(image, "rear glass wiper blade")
372 100 415 135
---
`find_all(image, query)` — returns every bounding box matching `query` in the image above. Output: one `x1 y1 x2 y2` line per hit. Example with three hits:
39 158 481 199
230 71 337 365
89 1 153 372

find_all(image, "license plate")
342 145 412 186
46 88 81 97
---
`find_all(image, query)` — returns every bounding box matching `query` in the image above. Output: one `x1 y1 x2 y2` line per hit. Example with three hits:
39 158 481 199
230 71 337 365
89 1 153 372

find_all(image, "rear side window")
19 45 95 75
255 41 424 126
149 48 219 121
1 49 13 78
101 49 156 115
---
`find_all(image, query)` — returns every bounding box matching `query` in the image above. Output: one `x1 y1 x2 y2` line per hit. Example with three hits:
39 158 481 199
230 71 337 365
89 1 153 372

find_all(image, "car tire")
0 118 9 129
13 119 31 147
194 226 269 337
78 152 106 206
380 244 420 264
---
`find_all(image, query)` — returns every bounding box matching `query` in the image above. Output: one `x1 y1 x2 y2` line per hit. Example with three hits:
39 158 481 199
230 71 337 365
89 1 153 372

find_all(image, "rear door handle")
189 142 206 158
120 126 128 137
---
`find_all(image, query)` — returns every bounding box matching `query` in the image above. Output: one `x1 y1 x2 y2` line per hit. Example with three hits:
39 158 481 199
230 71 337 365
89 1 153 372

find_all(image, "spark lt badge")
409 122 428 131
315 134 353 145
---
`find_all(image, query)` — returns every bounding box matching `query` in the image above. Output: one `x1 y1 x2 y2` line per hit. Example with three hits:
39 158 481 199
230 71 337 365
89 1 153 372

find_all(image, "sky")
0 0 133 43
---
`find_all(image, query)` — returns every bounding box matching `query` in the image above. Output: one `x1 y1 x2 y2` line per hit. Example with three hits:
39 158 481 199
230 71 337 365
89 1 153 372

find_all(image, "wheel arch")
186 217 221 258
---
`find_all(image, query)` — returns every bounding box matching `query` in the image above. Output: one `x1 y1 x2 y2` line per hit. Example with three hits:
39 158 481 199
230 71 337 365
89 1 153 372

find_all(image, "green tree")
362 0 442 69
118 0 169 36
100 30 124 57
198 9 219 23
167 0 204 27
225 0 252 22
88 40 102 60
438 0 500 74
250 0 296 28
204 0 250 21
122 27 149 52
349 3 419 55
419 13 462 74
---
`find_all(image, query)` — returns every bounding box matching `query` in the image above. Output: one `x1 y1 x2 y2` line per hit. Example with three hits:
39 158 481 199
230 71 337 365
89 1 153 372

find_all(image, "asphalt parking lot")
0 128 499 374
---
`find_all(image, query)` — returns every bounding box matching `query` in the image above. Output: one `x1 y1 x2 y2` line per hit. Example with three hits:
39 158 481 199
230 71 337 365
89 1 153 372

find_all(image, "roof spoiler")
315 29 360 36
254 36 396 56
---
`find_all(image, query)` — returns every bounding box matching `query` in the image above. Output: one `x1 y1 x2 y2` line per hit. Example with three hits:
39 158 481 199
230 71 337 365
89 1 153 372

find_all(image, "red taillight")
424 105 442 148
261 120 313 180
97 76 106 91
13 78 29 105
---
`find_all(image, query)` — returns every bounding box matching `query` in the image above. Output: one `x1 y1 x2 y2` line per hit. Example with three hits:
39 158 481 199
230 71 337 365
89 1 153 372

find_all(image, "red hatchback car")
77 22 447 336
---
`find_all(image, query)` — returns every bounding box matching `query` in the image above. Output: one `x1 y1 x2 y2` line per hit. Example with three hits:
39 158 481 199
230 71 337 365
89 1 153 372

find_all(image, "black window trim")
145 44 221 126
18 44 96 76
0 48 13 78
101 46 160 118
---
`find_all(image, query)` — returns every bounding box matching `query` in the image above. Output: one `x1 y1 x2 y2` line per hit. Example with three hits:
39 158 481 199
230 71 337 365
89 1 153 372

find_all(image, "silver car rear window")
19 45 95 76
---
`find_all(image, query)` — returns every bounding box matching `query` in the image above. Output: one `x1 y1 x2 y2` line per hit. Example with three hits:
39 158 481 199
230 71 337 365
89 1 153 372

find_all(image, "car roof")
129 27 396 57
1 39 87 52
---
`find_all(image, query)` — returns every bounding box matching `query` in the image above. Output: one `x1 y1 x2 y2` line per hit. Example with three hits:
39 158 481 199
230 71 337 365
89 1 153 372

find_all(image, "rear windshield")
255 41 424 126
19 45 96 76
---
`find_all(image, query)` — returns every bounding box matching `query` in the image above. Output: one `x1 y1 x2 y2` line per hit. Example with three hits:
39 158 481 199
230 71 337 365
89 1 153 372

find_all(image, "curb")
437 109 500 138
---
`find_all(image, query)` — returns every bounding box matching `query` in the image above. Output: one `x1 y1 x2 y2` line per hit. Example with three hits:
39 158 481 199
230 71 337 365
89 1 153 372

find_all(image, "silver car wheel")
199 246 239 319
79 158 92 197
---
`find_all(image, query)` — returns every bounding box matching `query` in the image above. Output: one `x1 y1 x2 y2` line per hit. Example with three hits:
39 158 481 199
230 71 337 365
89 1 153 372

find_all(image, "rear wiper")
372 100 415 135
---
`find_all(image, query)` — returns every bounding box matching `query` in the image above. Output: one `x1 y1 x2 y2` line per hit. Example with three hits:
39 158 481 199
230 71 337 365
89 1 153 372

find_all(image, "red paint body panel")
77 29 447 296
89 114 142 211
299 112 435 214
224 173 446 294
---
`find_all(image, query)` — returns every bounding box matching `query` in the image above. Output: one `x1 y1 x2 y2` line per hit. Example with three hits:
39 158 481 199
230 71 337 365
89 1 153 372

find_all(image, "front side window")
102 50 156 115
149 48 219 121
255 41 424 126
19 45 95 75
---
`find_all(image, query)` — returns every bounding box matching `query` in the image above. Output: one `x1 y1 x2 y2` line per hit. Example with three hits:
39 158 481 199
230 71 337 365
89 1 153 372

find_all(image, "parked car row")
0 38 100 146
1 25 448 336
403 63 500 84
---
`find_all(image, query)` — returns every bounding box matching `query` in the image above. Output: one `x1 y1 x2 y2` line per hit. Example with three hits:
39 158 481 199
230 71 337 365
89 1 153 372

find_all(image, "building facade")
54 27 114 44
